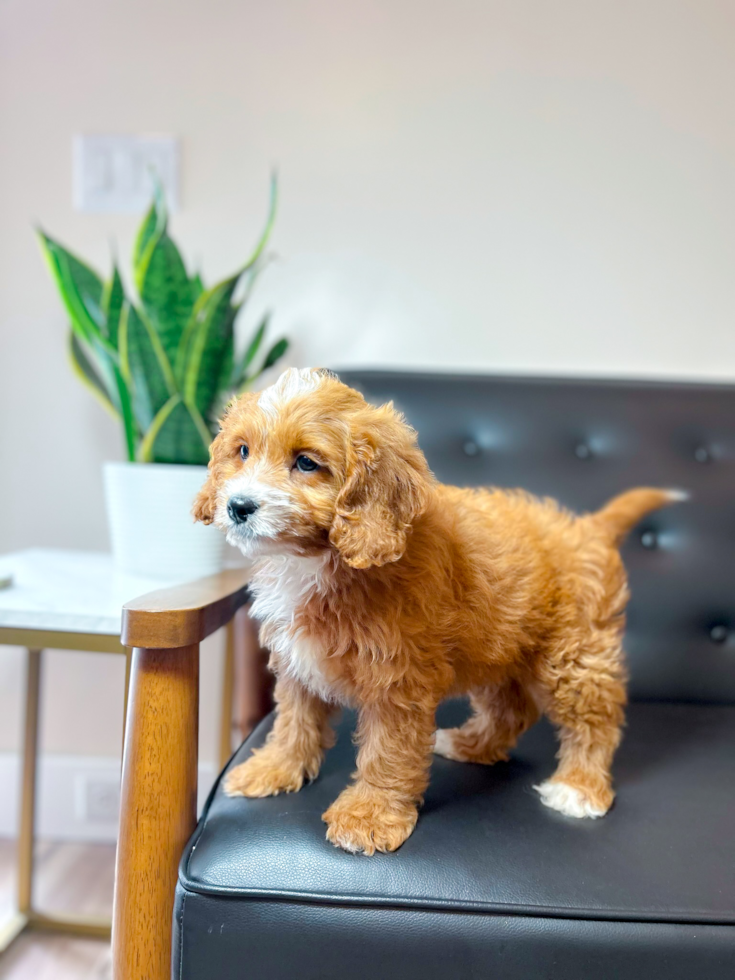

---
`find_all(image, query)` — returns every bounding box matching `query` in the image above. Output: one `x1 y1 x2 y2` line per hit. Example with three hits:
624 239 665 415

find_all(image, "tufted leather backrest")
338 370 735 704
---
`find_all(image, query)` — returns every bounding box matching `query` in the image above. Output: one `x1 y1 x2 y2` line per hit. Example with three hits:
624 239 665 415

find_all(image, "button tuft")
574 443 592 460
710 625 728 644
463 441 479 457
694 446 711 463
640 531 657 549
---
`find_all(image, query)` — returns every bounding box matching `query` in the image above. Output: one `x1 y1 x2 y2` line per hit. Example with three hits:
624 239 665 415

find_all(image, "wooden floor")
0 838 115 980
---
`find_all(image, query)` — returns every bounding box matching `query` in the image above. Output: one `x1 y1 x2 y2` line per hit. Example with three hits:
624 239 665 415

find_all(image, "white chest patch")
249 552 340 701
283 633 336 701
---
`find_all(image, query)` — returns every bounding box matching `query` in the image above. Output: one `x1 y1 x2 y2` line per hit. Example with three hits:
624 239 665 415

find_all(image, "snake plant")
38 176 288 465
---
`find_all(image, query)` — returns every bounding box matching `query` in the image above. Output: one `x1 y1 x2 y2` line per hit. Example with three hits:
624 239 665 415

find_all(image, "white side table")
0 549 183 952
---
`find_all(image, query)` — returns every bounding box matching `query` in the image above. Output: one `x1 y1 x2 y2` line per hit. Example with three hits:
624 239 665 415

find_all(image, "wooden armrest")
113 567 252 980
122 567 251 649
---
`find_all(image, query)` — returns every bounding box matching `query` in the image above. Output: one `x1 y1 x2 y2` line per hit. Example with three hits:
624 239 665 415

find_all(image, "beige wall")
1 0 734 762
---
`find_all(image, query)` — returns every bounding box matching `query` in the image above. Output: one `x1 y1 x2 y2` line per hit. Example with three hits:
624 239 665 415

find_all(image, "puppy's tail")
591 487 689 544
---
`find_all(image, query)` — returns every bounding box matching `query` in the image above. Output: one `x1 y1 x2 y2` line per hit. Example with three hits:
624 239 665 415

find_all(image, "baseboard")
0 753 218 843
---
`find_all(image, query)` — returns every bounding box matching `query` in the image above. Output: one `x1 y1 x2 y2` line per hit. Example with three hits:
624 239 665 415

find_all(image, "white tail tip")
665 488 690 503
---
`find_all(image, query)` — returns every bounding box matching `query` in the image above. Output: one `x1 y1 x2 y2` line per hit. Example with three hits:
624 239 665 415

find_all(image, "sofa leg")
112 644 199 980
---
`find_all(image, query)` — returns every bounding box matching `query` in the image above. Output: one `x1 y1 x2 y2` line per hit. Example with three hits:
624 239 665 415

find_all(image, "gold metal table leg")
18 648 42 917
0 645 116 958
0 648 42 955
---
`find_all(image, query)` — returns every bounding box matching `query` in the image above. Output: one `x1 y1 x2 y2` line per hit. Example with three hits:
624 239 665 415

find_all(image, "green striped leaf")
119 302 175 431
137 230 196 362
242 336 289 391
139 395 211 465
232 314 268 388
176 167 279 414
185 169 278 397
173 271 219 386
132 181 165 275
261 336 289 371
39 230 135 459
191 271 204 302
68 332 117 416
114 364 137 462
137 393 180 462
180 272 242 417
38 231 121 410
102 264 124 348
133 183 195 361
37 231 110 346
245 170 278 269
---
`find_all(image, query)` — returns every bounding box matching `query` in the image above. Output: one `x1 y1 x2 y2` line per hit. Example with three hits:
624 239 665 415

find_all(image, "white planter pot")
103 462 225 581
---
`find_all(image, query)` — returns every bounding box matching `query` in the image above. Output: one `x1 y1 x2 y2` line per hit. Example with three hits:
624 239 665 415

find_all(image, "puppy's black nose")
227 496 259 525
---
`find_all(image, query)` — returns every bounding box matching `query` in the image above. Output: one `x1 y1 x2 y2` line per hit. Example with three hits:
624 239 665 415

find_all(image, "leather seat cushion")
174 701 735 978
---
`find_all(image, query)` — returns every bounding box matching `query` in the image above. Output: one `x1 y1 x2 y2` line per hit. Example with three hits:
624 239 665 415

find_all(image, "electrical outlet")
73 134 179 213
76 774 121 824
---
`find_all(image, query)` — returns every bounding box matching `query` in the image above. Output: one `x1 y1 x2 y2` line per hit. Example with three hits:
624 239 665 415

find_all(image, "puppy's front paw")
322 783 418 855
224 749 309 798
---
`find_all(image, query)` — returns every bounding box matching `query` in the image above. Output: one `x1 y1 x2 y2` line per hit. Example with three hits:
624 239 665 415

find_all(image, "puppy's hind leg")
534 632 626 819
434 679 539 764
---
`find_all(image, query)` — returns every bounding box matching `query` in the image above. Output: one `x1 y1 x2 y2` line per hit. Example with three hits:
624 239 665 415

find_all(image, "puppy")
194 367 684 855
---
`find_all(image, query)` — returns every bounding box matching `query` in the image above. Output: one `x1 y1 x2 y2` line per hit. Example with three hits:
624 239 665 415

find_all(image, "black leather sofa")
173 371 735 979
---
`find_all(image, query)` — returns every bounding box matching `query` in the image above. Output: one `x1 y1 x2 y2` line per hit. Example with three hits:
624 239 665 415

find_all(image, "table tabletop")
0 548 176 640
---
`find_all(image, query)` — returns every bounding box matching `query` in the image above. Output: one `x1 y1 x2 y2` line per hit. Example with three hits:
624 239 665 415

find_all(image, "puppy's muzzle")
227 496 259 525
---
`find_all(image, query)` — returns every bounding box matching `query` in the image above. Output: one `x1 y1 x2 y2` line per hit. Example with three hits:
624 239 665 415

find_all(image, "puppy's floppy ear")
192 466 217 524
329 403 431 569
193 391 259 523
192 437 221 524
192 423 230 525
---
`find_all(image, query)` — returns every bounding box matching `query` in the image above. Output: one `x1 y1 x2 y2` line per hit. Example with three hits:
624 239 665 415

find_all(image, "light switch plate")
73 134 180 213
75 772 121 824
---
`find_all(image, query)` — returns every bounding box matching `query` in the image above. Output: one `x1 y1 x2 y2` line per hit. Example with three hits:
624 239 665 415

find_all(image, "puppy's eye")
240 445 249 461
295 454 319 473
